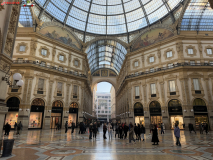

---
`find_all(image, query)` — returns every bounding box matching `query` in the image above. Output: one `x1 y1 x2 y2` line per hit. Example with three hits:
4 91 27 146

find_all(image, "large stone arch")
91 77 117 92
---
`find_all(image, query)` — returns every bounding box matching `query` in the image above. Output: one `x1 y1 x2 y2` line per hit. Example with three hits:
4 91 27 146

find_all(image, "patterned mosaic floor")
0 128 213 160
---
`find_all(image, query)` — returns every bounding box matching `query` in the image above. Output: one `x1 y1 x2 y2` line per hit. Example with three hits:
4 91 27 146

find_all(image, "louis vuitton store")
50 100 63 129
68 102 78 127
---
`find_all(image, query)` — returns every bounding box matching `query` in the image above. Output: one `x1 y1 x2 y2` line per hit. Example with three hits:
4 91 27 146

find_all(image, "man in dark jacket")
141 125 146 141
89 123 93 139
93 122 97 139
71 122 75 133
119 124 123 139
4 123 11 136
103 123 107 139
124 123 129 139
65 121 68 133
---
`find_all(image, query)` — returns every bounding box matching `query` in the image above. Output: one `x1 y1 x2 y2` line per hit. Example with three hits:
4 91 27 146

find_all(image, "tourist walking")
17 121 22 135
161 123 164 134
65 121 68 133
174 123 181 146
124 123 129 139
129 122 135 143
103 123 107 139
199 123 203 134
108 123 113 139
14 122 17 131
71 122 75 133
93 122 97 138
4 123 11 136
141 125 146 141
149 123 153 134
152 125 159 145
115 125 119 138
119 124 123 139
137 124 141 140
89 123 93 139
188 123 196 134
204 123 208 134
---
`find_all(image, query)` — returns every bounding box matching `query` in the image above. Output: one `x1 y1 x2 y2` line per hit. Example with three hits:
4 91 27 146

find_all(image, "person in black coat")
65 121 68 133
103 123 107 139
119 124 123 139
124 123 129 139
4 123 11 136
152 125 159 145
115 125 119 138
71 122 75 133
93 122 97 138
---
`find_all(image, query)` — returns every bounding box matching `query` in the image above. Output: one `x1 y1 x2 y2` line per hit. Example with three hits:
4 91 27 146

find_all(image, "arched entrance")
50 100 63 129
68 102 78 127
168 99 183 129
29 98 45 129
5 97 20 128
149 101 162 127
134 102 144 125
193 98 209 129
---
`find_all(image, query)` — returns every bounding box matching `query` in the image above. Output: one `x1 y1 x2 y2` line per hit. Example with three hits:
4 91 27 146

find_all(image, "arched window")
52 100 63 107
70 102 78 108
7 97 20 111
32 98 45 106
193 98 206 106
149 101 161 108
134 102 143 108
168 99 182 114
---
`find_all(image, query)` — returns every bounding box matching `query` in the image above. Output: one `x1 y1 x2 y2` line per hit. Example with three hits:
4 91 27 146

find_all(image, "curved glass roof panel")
86 40 127 74
35 0 184 35
181 0 213 31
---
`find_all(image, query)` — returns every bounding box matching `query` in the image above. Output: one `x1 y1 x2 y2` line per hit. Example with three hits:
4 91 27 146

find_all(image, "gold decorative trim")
185 45 197 57
38 46 50 58
132 59 140 69
204 45 213 57
73 58 81 68
146 54 157 65
57 52 67 63
163 48 175 60
16 42 29 54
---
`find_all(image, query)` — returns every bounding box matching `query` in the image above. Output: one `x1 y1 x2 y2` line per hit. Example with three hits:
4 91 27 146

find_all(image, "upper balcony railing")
13 60 87 78
117 62 213 94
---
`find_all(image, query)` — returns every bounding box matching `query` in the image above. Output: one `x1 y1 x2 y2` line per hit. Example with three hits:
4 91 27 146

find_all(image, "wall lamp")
48 110 51 112
1 65 24 88
191 109 194 112
162 110 165 113
26 109 30 111
184 109 187 112
19 109 22 111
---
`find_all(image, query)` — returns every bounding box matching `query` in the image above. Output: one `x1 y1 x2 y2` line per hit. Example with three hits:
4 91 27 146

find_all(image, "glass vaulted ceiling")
35 0 184 35
86 40 127 74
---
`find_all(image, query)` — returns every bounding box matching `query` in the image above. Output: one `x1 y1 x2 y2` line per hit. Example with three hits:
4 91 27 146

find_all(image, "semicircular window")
86 40 127 74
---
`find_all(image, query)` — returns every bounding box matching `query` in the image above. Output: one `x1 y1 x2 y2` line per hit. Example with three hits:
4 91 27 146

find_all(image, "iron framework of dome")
35 0 184 36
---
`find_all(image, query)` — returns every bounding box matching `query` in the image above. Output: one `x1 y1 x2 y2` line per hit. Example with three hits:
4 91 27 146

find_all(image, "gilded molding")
163 48 175 60
185 45 197 57
73 58 81 68
204 45 213 57
15 42 29 54
57 52 67 63
38 46 50 58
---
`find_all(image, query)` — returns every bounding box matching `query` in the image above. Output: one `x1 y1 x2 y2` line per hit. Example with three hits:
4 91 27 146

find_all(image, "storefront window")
170 116 184 129
28 112 43 128
68 113 77 127
195 115 209 129
135 116 144 125
150 116 162 128
5 112 18 128
50 113 61 129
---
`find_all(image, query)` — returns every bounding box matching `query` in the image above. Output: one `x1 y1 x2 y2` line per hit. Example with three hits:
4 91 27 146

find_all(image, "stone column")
43 80 54 129
160 81 170 129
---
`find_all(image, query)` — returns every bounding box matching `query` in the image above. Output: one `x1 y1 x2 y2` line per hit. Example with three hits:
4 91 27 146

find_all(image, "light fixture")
48 110 51 112
184 109 187 112
19 108 22 111
191 109 194 112
1 66 24 88
162 110 165 113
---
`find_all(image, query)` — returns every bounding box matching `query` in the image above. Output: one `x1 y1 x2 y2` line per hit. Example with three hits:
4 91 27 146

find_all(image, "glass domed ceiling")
35 0 184 35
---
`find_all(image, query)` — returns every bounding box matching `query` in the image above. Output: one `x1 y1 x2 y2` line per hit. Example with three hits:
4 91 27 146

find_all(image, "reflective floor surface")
0 128 213 160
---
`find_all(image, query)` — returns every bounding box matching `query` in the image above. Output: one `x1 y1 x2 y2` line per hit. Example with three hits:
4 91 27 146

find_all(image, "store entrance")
193 98 209 129
5 97 20 129
134 102 144 125
149 101 162 128
50 113 61 129
51 100 63 129
28 98 45 129
68 102 78 127
168 99 183 129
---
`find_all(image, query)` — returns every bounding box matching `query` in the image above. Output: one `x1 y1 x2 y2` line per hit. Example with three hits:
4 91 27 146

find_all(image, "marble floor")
0 128 213 160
